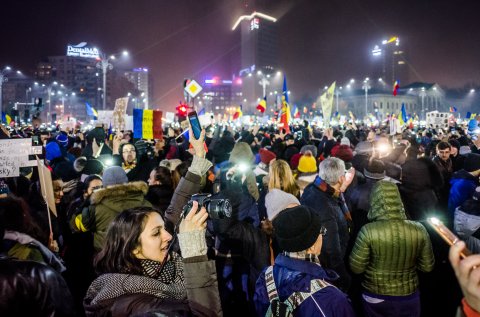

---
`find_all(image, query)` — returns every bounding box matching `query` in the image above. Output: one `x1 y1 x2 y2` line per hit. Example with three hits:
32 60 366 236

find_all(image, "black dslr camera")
182 194 232 220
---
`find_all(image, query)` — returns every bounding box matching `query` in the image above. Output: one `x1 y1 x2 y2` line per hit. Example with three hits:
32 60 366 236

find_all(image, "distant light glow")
232 12 277 31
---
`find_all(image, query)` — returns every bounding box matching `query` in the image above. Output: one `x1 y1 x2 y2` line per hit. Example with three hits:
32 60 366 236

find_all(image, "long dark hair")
150 166 173 188
94 207 161 275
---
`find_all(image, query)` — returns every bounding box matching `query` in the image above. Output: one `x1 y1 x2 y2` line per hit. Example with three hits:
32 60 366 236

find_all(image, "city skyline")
1 0 479 110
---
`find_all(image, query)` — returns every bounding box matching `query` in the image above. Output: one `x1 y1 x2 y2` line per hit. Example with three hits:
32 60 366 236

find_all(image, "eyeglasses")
319 226 327 236
122 149 136 154
91 185 103 192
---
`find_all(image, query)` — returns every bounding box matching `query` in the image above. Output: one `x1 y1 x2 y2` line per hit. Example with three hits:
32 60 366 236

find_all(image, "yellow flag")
320 82 336 127
142 110 153 139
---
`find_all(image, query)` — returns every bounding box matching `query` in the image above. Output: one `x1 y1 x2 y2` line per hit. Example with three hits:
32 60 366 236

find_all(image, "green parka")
349 180 435 296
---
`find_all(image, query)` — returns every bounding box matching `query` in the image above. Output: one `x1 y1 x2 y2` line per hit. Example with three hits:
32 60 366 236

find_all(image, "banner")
426 111 449 130
37 157 57 217
320 82 336 127
113 97 129 131
0 139 42 177
133 109 163 139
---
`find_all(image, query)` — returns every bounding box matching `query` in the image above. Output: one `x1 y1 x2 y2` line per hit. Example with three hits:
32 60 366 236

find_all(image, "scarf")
313 176 353 223
283 251 322 266
122 160 136 173
140 258 177 284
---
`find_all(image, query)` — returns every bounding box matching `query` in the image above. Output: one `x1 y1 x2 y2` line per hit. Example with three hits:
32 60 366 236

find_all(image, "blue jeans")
362 290 421 317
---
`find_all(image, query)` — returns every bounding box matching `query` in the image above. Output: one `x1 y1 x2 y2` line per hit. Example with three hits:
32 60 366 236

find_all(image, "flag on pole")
449 106 458 113
293 106 300 119
86 102 98 119
233 105 243 120
1 112 12 125
398 103 408 126
133 109 163 139
320 82 336 127
256 96 267 113
280 76 291 133
393 80 400 96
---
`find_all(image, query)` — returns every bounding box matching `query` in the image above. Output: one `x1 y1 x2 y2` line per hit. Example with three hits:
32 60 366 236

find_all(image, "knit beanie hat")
464 153 480 172
298 154 317 173
289 153 302 170
83 159 105 176
265 189 300 220
102 166 128 187
45 142 63 161
259 148 276 165
341 137 351 147
364 159 386 180
272 205 322 252
74 156 88 172
332 145 354 162
300 145 317 158
56 133 68 147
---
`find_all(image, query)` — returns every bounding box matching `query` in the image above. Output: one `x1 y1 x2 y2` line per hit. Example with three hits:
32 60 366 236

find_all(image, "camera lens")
206 199 232 219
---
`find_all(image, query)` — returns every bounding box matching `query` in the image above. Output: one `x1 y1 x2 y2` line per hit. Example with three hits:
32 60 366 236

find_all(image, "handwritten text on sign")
0 139 42 177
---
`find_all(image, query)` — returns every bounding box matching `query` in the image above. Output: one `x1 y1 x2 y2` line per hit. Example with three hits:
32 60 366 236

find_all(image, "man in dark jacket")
433 141 453 208
301 157 354 291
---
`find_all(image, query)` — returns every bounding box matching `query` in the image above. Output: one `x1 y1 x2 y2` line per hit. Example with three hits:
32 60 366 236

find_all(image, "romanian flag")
449 106 458 113
398 103 408 126
133 109 163 139
233 105 243 120
334 111 341 121
108 122 113 141
393 80 400 96
293 106 300 119
256 96 267 113
86 102 98 119
280 76 291 133
1 112 12 125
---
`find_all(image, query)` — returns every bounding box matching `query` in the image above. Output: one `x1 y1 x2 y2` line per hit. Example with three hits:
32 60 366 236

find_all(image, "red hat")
332 144 353 162
289 152 302 170
259 148 276 164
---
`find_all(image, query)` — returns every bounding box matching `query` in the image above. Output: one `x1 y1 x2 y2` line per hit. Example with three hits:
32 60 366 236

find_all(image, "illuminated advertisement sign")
250 18 259 30
66 42 100 59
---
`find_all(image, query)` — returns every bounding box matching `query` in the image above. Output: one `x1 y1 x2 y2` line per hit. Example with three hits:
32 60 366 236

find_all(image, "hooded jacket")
81 181 152 250
349 181 435 296
448 170 479 216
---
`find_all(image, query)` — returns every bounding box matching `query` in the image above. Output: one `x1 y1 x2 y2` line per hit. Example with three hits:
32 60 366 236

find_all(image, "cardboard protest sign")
37 157 57 217
0 139 41 177
426 111 449 130
113 97 129 131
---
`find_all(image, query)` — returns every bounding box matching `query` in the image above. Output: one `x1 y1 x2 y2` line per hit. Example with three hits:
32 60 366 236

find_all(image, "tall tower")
371 36 409 86
232 11 278 113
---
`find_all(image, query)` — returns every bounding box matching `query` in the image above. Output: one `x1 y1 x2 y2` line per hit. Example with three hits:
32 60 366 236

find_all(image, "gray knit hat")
300 145 317 158
102 166 128 187
341 137 351 147
265 189 300 220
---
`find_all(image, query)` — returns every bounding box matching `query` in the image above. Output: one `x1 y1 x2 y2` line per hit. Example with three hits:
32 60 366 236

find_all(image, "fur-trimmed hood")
90 181 149 205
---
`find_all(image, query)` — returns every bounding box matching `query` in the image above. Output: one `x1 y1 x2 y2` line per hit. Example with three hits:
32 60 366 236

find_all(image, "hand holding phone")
188 111 202 140
428 217 472 259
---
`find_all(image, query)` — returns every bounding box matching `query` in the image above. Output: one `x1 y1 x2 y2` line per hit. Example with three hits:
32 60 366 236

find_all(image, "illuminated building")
371 36 409 86
199 76 243 114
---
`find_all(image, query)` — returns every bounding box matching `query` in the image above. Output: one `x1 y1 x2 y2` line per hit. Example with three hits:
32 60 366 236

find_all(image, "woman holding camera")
84 203 222 317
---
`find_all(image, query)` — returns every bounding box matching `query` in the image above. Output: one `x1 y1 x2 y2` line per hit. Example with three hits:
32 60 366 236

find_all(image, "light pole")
362 78 371 117
0 66 12 123
419 87 426 120
96 50 129 110
335 86 343 112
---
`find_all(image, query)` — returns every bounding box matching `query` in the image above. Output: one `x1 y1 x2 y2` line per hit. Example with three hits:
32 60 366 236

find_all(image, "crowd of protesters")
2 117 480 317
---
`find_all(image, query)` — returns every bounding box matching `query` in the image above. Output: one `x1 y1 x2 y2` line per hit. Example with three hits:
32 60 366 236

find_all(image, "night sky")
1 0 479 110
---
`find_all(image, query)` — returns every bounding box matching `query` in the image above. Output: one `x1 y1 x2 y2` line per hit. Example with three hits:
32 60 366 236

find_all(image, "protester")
301 157 355 291
254 205 356 316
448 153 480 217
83 204 222 316
454 187 480 254
268 159 300 198
146 166 174 216
349 181 435 317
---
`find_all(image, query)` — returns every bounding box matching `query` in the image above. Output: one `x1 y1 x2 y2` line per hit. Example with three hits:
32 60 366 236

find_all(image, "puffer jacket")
349 181 435 296
81 181 152 250
254 254 356 317
454 198 480 254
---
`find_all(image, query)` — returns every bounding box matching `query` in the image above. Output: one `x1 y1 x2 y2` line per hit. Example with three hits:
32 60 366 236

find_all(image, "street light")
471 89 476 93
0 66 13 122
362 78 371 117
96 50 129 110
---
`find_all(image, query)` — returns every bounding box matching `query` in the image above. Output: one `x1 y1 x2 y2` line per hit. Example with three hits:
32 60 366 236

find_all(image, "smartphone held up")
427 217 472 259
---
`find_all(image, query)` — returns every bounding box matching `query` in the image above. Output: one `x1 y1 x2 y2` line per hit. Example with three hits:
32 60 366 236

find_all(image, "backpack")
264 266 333 317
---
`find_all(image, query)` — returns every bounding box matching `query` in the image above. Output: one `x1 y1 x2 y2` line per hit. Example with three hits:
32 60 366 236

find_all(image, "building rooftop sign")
232 11 277 31
66 42 100 59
